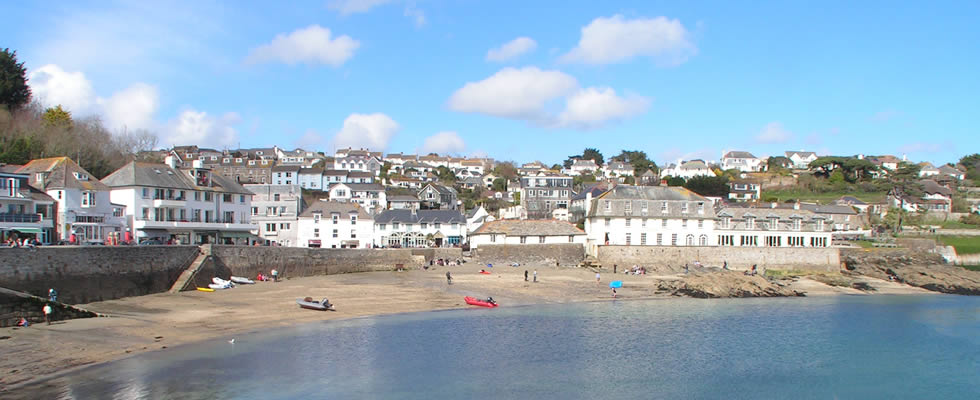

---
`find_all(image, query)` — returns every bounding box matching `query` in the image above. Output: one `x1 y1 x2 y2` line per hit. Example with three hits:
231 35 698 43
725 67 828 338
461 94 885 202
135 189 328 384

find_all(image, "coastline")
0 264 935 391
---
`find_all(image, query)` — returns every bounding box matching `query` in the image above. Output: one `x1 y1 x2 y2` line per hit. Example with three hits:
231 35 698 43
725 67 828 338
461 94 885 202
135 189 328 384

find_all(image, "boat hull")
464 296 498 308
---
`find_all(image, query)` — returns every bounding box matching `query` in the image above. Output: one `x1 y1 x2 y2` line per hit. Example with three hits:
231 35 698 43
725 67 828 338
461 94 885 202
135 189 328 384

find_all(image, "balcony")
136 218 256 232
0 213 42 223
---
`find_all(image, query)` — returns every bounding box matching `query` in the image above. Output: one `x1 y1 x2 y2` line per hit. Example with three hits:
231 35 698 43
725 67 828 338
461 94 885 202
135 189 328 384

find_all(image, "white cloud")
294 129 325 150
28 64 160 133
448 67 649 129
556 87 650 129
101 83 160 132
561 15 697 65
448 67 578 120
332 113 400 151
420 131 466 154
755 122 793 144
328 0 393 15
28 64 97 115
486 37 537 62
404 2 426 27
246 25 360 67
165 110 240 149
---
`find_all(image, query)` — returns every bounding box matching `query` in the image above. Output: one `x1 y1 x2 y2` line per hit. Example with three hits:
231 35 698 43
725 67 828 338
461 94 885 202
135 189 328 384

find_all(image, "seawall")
472 244 585 266
597 246 841 273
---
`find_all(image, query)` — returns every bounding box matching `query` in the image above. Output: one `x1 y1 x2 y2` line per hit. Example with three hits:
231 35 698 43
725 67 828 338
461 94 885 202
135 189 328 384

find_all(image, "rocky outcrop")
658 271 805 298
841 249 980 295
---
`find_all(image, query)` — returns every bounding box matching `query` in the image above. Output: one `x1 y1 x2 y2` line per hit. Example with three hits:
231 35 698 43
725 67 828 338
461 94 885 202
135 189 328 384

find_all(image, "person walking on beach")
524 270 529 282
613 264 617 274
596 272 601 283
446 271 452 285
612 288 617 298
271 268 279 282
533 270 538 283
43 303 52 325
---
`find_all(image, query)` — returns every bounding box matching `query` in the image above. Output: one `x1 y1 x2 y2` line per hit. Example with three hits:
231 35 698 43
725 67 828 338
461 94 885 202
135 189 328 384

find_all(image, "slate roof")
836 196 868 206
17 157 109 191
388 195 420 202
340 183 385 192
572 185 607 201
938 165 964 176
0 164 23 173
723 151 757 159
680 160 710 170
298 200 371 219
716 207 826 221
348 171 375 178
272 165 302 172
101 162 251 194
920 179 952 196
588 186 714 218
460 176 483 185
323 169 347 176
472 219 585 236
785 151 817 158
374 209 465 224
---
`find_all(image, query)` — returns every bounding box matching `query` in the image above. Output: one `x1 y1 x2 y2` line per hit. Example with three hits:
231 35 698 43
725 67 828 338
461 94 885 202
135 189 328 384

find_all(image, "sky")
4 0 979 167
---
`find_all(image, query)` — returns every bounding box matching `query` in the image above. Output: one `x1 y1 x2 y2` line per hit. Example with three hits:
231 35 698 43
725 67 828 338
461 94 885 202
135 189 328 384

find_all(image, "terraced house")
714 206 831 248
0 165 56 243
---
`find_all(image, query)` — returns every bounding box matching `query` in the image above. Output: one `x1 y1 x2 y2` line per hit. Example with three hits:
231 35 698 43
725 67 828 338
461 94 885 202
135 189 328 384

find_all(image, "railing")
0 213 41 223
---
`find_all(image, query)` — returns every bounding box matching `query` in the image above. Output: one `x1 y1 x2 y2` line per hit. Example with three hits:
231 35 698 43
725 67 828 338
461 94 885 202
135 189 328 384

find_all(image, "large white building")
328 183 386 213
102 158 256 244
721 151 763 172
714 206 831 248
374 209 466 248
469 219 586 249
18 157 125 244
245 184 303 247
296 200 373 248
585 186 716 256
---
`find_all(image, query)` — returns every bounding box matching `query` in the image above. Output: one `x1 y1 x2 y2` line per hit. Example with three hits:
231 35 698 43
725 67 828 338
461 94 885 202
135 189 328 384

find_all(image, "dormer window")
697 202 704 214
661 202 668 213
816 219 824 231
769 217 779 229
721 216 731 229
313 212 321 223
792 218 802 231
73 172 89 181
682 203 689 213
746 217 755 230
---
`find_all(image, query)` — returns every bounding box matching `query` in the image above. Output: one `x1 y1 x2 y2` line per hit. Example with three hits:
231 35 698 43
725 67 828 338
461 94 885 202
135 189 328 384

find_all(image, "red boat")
479 270 491 275
464 296 498 308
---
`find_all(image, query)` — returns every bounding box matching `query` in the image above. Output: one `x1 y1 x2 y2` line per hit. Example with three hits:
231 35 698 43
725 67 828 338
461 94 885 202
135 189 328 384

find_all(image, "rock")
842 249 980 295
658 271 805 298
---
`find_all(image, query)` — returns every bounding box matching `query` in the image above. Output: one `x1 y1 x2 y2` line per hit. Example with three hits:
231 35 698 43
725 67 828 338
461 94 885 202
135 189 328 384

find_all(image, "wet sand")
0 264 931 391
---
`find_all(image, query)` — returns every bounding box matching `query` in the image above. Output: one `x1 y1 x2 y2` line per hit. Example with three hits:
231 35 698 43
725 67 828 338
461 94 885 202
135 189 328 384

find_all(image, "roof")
323 169 347 176
348 171 374 178
836 196 867 206
337 183 385 191
785 151 817 158
679 160 710 170
272 165 302 172
421 183 457 196
299 200 371 219
460 176 483 185
0 164 23 173
588 186 713 218
101 162 252 194
388 195 420 202
716 207 824 220
938 165 964 176
920 179 952 196
572 185 607 201
723 151 757 159
572 159 598 167
472 219 585 236
374 209 465 224
17 157 110 191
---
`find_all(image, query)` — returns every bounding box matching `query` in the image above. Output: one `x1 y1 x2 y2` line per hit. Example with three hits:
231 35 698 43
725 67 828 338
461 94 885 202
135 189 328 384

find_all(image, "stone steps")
0 286 101 327
169 245 211 293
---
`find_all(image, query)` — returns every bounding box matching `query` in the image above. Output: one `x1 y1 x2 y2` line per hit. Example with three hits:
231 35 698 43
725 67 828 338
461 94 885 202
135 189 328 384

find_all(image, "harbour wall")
471 244 585 266
597 246 841 273
207 246 456 281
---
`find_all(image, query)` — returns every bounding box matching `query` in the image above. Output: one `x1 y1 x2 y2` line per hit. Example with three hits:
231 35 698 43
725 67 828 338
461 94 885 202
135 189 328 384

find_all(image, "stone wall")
896 238 937 252
472 244 585 266
208 246 429 280
598 246 841 273
0 246 200 304
0 287 99 327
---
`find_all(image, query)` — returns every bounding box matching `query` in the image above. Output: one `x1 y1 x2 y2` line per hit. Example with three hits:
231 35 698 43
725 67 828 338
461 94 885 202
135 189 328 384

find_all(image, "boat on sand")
297 297 335 311
464 296 498 308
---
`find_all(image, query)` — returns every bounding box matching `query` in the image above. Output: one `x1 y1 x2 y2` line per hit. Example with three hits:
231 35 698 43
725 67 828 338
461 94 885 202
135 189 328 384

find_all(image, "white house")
659 160 715 179
468 219 585 249
465 206 493 233
328 183 387 214
296 200 373 248
245 184 302 247
567 159 599 176
918 162 940 178
714 206 831 248
721 151 763 172
271 165 301 185
938 165 965 180
584 186 716 256
1 167 56 244
603 161 634 178
102 158 256 245
18 157 125 244
374 209 466 248
785 151 818 170
728 180 761 202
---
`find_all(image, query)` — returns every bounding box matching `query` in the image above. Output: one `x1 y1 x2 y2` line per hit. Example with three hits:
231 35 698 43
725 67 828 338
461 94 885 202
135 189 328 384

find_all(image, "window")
568 235 574 243
625 233 631 245
682 203 689 213
624 201 632 213
142 188 150 198
491 234 496 243
686 234 695 246
520 236 527 244
657 233 663 245
604 200 611 210
314 228 320 238
274 194 280 201
640 201 648 213
280 206 286 215
266 223 277 232
141 207 150 220
280 223 290 230
625 218 631 227
640 233 647 245
332 214 339 224
378 224 386 230
80 191 96 207
452 223 458 229
351 230 356 238
682 219 688 228
434 223 441 229
251 207 259 216
769 217 779 230
240 195 246 204
393 222 400 229
816 219 824 231
792 218 802 231
350 214 357 225
746 217 755 230
662 219 667 227
195 191 201 201
421 223 428 229
113 208 123 217
641 218 647 227
332 229 338 238
721 217 731 229
661 202 668 213
605 218 611 227
539 236 545 243
698 219 704 229
697 202 704 214
313 213 321 223
204 192 213 202
671 233 678 246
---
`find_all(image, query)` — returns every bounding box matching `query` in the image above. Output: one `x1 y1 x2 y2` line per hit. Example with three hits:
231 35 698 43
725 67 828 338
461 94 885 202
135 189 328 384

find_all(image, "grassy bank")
937 236 980 254
960 265 980 272
761 189 886 204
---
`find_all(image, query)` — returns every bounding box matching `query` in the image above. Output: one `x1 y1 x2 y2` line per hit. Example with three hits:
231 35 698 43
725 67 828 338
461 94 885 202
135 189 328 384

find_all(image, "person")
257 272 265 281
723 261 729 270
43 303 52 325
446 271 453 285
48 288 58 302
487 263 493 268
524 270 529 282
684 264 689 274
533 270 537 283
596 272 601 283
612 288 617 298
486 296 495 305
18 317 29 327
271 268 279 282
480 269 486 273
613 264 617 274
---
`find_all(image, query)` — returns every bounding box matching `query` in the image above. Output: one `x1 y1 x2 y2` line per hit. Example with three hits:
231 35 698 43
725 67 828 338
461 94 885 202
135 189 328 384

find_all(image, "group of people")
430 258 463 267
256 269 280 282
3 237 38 248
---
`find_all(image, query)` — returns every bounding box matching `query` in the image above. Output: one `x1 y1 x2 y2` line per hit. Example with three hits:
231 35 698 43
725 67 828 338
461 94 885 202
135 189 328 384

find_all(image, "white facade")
296 201 374 248
374 210 466 248
660 160 714 179
786 151 818 169
721 152 762 172
246 184 302 247
328 183 387 214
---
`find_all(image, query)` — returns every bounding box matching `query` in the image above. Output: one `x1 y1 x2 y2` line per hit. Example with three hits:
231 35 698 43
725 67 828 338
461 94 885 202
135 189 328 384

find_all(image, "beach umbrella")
609 280 623 288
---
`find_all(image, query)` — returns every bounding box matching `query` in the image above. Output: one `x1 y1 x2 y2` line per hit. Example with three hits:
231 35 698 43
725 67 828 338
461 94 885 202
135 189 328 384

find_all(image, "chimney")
585 191 593 216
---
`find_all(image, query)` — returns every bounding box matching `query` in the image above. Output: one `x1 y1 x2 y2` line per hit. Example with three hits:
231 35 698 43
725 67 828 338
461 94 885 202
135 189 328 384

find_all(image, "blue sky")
4 0 978 166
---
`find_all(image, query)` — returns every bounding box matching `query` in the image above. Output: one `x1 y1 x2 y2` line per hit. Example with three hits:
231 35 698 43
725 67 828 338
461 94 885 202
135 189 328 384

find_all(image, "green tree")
551 163 562 171
0 48 31 110
573 172 597 187
665 176 686 186
828 169 846 184
42 105 73 129
767 156 792 172
492 161 518 180
611 149 658 175
0 136 44 164
379 161 391 182
491 177 507 192
435 166 456 185
684 175 730 197
842 158 877 182
582 148 604 165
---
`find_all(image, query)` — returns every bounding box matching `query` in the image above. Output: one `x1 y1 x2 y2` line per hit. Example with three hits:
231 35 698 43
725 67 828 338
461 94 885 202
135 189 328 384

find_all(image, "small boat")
196 287 215 292
297 297 335 311
230 276 255 284
212 277 234 286
464 296 498 308
479 270 491 275
208 282 231 290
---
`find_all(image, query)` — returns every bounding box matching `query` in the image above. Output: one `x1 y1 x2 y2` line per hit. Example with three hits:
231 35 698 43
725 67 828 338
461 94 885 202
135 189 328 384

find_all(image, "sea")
14 295 980 399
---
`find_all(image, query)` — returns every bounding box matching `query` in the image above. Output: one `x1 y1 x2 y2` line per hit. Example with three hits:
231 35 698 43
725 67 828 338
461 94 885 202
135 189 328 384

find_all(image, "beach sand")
0 264 931 391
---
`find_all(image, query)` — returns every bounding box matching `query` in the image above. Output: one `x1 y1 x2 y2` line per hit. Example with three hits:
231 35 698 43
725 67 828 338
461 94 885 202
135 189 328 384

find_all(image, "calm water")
16 295 980 399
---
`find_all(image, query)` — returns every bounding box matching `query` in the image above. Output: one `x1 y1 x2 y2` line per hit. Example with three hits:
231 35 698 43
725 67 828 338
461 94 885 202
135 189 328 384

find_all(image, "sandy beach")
0 263 933 391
